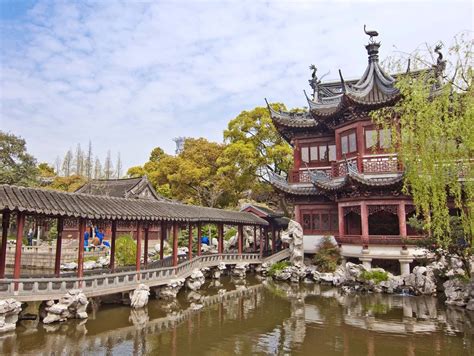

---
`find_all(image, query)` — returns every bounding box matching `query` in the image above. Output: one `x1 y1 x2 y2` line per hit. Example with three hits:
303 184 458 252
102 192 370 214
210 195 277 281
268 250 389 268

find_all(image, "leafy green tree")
373 33 473 248
47 175 87 192
38 162 56 177
0 131 38 186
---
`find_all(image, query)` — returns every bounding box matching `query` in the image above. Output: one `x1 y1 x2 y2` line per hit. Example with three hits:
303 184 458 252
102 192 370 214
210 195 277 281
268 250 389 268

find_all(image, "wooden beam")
160 221 166 260
0 212 10 279
237 224 243 255
188 223 193 260
172 222 178 267
197 223 202 256
253 226 257 253
54 217 64 277
144 226 149 267
110 220 117 272
77 218 86 279
218 223 223 254
136 221 142 273
13 212 26 282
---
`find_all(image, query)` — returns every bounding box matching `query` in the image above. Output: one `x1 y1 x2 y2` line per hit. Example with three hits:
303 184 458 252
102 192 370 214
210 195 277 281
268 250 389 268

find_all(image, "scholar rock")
43 289 89 324
130 284 150 309
157 279 185 300
185 269 205 291
0 298 22 333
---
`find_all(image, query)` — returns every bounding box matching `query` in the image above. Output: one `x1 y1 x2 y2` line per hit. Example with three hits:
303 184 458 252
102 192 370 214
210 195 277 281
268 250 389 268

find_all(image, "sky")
1 0 472 171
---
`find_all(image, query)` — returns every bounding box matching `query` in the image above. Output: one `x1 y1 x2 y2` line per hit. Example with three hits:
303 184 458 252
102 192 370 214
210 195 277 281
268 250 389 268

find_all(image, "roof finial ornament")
308 64 321 100
364 24 379 43
434 42 446 70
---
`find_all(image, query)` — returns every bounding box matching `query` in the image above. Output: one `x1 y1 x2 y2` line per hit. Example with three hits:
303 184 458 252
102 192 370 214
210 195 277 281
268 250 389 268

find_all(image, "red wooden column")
253 226 258 252
13 213 25 289
136 221 142 273
338 205 345 238
160 221 166 260
360 202 369 246
398 202 407 237
259 227 263 258
188 223 193 260
54 217 64 277
144 226 149 267
217 223 223 254
197 223 202 256
109 220 117 272
77 218 86 278
0 212 10 279
172 222 178 266
271 225 276 254
237 224 243 255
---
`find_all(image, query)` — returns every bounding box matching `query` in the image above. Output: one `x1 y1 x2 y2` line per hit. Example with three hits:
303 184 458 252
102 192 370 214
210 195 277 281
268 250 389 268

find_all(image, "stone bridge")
0 249 289 302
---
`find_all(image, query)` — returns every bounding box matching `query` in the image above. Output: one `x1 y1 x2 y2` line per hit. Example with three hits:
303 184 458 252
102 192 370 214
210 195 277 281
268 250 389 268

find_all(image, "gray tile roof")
0 185 268 226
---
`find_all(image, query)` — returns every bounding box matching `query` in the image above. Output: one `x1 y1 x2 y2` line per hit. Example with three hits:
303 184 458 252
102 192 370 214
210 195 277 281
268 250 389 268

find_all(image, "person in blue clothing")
201 235 210 245
84 230 90 251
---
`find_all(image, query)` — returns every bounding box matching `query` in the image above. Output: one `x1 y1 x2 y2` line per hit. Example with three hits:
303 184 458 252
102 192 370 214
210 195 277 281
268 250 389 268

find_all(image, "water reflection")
0 277 472 355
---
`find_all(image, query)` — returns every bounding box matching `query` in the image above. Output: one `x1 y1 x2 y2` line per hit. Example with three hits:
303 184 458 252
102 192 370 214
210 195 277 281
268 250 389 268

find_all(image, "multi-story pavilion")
267 31 444 274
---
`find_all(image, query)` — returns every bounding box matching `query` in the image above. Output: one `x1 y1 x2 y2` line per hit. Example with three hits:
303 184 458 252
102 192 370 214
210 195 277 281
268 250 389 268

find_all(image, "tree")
62 149 73 177
48 175 87 192
219 104 294 211
116 152 122 179
54 156 62 176
0 131 38 186
84 140 93 180
103 150 113 179
372 33 473 249
94 157 102 179
74 143 83 176
38 162 55 177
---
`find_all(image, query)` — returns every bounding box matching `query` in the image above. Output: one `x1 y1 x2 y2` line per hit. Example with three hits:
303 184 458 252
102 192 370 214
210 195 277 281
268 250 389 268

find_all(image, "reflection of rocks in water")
186 291 203 303
209 279 222 288
282 298 306 346
232 277 247 286
157 300 182 313
129 308 149 328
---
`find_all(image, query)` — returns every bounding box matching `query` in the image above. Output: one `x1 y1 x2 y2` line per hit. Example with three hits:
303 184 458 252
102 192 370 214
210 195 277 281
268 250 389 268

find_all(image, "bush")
115 234 137 266
48 225 58 241
268 261 291 276
360 270 389 284
313 237 341 272
224 227 237 241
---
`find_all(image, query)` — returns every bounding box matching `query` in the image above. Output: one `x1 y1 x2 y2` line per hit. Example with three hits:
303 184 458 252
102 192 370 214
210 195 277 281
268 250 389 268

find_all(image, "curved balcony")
336 235 425 246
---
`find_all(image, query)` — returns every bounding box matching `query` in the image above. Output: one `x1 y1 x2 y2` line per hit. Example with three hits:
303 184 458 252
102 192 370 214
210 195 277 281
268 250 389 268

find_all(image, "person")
201 235 210 245
27 228 33 246
84 230 90 251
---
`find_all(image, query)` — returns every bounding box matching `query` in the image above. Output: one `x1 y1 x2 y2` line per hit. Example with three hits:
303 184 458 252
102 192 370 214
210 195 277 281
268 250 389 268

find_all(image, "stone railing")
0 251 288 302
336 235 424 246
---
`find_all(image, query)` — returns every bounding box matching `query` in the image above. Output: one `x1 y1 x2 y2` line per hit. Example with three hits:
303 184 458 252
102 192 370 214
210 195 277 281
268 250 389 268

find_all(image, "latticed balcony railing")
289 154 402 183
336 235 425 246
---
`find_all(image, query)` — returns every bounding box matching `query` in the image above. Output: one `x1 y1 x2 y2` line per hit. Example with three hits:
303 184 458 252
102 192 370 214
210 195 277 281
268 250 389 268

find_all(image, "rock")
211 238 218 247
83 260 97 270
130 284 150 309
0 299 22 333
61 262 78 271
96 256 110 267
178 247 188 255
232 263 248 278
404 266 437 295
156 279 185 300
319 273 335 285
43 290 89 324
185 270 205 291
212 263 226 279
443 279 470 307
466 279 474 311
281 220 304 270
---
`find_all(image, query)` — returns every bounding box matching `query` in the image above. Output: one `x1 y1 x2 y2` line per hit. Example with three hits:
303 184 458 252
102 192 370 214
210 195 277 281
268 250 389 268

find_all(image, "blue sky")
1 0 472 170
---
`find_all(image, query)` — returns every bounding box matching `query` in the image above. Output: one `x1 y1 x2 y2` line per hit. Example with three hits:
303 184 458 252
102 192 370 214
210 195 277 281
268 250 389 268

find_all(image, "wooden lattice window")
341 130 357 155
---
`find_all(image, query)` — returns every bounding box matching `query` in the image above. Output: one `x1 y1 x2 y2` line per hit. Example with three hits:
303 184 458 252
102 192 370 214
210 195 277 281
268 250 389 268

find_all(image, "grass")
268 261 291 277
360 270 389 284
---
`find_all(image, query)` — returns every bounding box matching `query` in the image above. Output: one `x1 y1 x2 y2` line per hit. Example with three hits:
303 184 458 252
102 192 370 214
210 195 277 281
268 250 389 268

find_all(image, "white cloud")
0 0 472 169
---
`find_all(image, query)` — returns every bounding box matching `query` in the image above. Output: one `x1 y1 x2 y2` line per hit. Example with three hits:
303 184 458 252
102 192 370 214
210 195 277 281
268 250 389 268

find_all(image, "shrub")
224 227 237 241
313 237 341 272
115 234 137 266
360 270 389 284
268 261 291 276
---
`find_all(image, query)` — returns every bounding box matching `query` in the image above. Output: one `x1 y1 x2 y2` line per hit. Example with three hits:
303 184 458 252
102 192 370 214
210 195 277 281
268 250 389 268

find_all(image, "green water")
1 277 472 355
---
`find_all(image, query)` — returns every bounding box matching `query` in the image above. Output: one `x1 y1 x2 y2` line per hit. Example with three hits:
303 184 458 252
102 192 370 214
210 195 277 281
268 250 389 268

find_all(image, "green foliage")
0 131 38 186
48 224 58 241
360 270 389 284
268 261 291 276
47 175 87 192
38 162 55 177
115 234 137 266
224 227 237 241
313 237 341 272
84 256 99 263
372 34 473 248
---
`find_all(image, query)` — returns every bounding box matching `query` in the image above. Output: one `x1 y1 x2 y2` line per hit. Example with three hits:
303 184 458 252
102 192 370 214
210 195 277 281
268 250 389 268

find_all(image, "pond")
1 276 472 355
